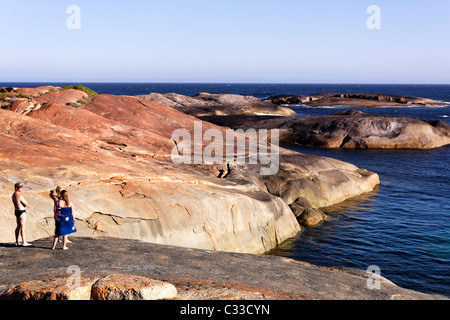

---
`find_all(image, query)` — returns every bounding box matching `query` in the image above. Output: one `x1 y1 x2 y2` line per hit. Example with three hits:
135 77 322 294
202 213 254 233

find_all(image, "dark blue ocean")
2 82 449 297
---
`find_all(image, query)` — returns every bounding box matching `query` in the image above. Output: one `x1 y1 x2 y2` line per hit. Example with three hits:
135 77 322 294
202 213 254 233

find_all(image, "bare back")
58 199 72 209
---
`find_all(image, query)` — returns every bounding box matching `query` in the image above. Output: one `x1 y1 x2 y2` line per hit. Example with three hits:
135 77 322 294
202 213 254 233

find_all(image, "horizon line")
1 81 450 86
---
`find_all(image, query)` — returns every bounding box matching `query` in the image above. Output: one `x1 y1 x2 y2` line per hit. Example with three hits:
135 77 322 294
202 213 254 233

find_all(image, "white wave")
290 104 341 109
288 103 450 109
442 115 449 118
253 113 285 116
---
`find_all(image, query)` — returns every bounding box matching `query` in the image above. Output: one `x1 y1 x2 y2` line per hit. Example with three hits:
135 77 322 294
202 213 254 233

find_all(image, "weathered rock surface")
289 197 327 227
0 272 177 300
90 275 177 300
0 87 380 255
268 92 449 108
1 86 90 114
136 92 297 116
0 238 446 300
14 86 60 98
261 152 380 207
0 276 97 300
6 99 41 115
35 89 88 106
297 208 327 227
200 110 450 149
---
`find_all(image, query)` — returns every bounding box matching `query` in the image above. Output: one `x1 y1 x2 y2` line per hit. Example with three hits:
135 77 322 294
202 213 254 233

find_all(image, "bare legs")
52 235 69 250
62 235 68 250
15 214 31 246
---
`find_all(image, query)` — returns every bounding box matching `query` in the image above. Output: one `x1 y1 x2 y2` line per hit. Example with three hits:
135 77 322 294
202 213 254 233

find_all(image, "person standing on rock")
12 182 32 247
52 190 77 250
50 187 73 245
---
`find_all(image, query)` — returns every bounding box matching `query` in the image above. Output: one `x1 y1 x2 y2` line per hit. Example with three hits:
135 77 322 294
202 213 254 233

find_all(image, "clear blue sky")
1 0 449 83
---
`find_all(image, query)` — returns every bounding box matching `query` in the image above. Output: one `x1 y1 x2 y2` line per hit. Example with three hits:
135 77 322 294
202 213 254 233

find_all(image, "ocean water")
2 82 449 296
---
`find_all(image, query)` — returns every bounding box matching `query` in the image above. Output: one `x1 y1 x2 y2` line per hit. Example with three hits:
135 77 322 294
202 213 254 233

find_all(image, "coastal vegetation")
61 84 98 96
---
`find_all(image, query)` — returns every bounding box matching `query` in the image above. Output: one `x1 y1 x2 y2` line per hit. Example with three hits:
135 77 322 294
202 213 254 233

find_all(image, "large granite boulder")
6 99 41 115
0 273 177 300
289 197 327 227
90 275 178 300
200 110 450 149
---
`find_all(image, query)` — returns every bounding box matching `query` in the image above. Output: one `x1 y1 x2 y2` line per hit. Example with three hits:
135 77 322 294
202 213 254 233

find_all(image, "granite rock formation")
136 92 297 116
0 87 380 254
201 110 450 149
0 272 177 301
90 275 178 300
289 197 327 227
268 92 449 108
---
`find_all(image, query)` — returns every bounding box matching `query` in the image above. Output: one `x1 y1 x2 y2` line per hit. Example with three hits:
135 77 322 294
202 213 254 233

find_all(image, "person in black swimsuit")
12 182 31 246
14 209 26 218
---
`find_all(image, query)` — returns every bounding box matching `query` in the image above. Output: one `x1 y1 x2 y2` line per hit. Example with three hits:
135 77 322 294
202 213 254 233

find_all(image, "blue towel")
55 207 77 236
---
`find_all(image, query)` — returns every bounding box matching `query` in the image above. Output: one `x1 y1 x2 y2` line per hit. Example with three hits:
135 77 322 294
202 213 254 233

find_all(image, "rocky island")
267 92 449 108
134 91 450 149
201 110 450 149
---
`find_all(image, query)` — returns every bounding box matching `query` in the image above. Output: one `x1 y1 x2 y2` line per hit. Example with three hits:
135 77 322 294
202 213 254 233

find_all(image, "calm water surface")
269 145 449 297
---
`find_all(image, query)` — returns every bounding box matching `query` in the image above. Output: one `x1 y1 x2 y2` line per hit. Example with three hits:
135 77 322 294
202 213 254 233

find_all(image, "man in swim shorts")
12 182 31 246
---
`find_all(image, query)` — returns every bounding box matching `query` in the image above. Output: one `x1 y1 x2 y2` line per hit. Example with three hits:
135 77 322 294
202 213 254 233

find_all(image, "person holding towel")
52 190 77 250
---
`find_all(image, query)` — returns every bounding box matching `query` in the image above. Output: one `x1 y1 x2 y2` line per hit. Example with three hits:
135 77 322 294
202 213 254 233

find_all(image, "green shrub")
61 84 98 96
16 93 31 99
0 92 12 101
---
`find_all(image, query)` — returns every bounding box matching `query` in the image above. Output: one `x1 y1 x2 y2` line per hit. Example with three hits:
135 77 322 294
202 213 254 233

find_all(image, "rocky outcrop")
0 273 177 301
0 238 446 300
0 276 98 300
1 86 90 112
289 197 327 227
15 86 60 97
35 89 88 106
268 92 449 107
136 92 297 116
90 275 178 300
200 110 450 149
0 88 380 254
6 99 41 115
